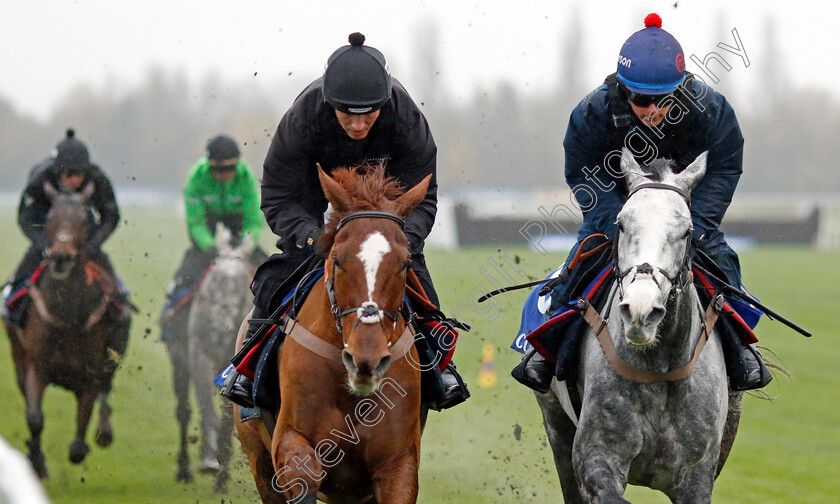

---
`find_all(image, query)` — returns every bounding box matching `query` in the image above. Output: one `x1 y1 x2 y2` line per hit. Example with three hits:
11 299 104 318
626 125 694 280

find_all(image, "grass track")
0 207 837 503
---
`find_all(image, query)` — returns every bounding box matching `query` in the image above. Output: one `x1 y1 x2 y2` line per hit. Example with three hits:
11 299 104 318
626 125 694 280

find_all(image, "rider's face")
335 109 381 140
629 101 671 128
209 159 238 183
59 172 85 191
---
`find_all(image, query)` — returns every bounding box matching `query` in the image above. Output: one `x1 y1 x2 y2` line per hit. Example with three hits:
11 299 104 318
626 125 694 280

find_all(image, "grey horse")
166 224 254 492
536 149 743 503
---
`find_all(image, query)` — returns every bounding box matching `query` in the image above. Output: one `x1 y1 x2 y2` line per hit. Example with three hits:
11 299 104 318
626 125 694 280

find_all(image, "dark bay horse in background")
185 225 254 492
4 183 131 479
536 149 742 503
235 165 430 503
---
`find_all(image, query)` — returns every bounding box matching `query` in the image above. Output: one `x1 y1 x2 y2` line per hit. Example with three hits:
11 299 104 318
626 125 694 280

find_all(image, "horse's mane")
48 192 89 224
638 158 676 183
317 164 405 255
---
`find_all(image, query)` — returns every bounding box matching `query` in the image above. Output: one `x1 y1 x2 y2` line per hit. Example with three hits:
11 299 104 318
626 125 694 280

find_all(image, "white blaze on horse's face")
617 193 691 346
356 231 391 324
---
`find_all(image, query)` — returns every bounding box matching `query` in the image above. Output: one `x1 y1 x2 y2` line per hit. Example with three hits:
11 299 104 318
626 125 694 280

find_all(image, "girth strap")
286 319 417 364
578 294 722 383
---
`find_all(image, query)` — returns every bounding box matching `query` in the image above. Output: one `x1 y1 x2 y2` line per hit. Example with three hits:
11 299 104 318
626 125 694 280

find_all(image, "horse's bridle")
614 182 694 303
325 211 407 343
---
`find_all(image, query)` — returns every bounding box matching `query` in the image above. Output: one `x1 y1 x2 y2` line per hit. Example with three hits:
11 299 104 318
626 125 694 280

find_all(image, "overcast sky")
1 0 837 120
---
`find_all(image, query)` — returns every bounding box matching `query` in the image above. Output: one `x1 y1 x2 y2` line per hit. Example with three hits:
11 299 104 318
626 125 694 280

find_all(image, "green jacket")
184 158 262 251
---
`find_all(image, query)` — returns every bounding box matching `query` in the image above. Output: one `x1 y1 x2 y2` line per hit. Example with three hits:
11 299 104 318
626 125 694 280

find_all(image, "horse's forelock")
318 165 405 254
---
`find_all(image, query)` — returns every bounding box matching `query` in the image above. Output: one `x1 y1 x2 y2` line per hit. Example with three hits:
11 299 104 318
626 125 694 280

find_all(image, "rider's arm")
688 94 744 249
87 167 120 249
390 88 438 254
183 160 216 252
261 104 323 250
17 175 49 249
239 161 263 248
563 88 623 241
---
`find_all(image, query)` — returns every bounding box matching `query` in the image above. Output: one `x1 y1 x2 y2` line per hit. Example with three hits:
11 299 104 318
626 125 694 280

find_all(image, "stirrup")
511 347 553 393
430 365 470 411
220 370 255 408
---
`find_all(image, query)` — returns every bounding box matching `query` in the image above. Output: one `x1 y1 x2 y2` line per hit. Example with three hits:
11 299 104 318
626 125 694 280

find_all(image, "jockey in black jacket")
513 14 772 393
3 129 121 327
222 33 470 410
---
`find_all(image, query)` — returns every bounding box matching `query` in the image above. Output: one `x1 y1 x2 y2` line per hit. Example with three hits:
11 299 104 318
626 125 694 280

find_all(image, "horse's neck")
40 265 101 322
296 281 343 347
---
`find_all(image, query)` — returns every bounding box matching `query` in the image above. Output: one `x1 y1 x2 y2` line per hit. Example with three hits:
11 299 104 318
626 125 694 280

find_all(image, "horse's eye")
616 221 625 233
403 260 411 272
332 256 341 270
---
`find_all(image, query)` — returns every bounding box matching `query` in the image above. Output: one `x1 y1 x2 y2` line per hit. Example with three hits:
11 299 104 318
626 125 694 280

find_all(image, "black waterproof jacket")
18 160 120 251
262 77 437 256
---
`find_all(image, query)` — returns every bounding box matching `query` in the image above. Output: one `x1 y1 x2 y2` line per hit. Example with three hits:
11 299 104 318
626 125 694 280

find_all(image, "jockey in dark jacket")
3 129 121 326
158 135 268 341
513 14 772 393
222 33 469 410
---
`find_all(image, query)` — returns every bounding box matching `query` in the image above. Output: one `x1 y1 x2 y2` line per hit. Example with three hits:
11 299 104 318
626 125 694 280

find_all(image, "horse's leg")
716 390 743 477
272 429 322 503
6 326 27 397
165 327 194 483
94 389 114 447
193 352 221 473
535 383 585 504
235 407 287 503
213 400 233 493
68 389 96 464
24 364 48 479
371 451 420 504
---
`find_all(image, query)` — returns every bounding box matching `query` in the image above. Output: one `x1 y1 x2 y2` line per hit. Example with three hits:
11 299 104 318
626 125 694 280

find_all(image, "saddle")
3 261 133 329
221 263 469 411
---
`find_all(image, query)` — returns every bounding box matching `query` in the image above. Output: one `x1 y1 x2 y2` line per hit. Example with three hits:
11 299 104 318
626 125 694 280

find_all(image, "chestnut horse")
4 183 130 479
235 165 430 503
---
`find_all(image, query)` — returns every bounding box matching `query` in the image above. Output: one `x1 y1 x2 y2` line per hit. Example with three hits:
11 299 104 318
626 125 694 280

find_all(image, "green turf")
0 207 837 503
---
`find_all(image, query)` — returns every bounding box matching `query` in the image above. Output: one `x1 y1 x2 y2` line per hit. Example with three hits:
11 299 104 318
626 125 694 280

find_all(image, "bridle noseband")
325 211 406 344
614 182 693 303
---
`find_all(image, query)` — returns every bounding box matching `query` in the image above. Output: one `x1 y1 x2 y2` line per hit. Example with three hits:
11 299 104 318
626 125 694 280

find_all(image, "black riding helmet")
322 32 391 114
53 129 90 174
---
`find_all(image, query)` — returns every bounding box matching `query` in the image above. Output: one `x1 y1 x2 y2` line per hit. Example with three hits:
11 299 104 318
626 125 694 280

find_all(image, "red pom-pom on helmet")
644 13 662 28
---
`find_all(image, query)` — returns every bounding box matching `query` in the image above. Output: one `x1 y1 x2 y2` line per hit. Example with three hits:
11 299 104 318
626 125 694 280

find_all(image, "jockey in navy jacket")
564 75 744 286
513 13 772 394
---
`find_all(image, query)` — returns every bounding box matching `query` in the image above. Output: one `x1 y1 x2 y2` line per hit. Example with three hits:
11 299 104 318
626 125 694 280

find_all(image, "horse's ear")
677 151 708 193
80 181 95 201
393 174 432 218
43 182 59 201
317 164 352 212
239 232 255 256
619 148 646 190
215 223 232 254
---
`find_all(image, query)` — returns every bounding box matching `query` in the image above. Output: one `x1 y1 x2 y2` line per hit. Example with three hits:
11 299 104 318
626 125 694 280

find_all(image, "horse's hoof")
198 456 222 473
68 441 90 464
176 467 194 483
213 480 228 494
94 427 113 447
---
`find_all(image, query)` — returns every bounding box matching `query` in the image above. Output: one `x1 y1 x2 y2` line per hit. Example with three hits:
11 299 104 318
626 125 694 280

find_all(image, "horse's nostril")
373 355 391 376
619 303 633 324
648 305 666 326
341 350 358 373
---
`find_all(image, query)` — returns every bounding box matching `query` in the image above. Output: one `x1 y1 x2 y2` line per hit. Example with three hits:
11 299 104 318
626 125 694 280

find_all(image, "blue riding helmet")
616 13 685 95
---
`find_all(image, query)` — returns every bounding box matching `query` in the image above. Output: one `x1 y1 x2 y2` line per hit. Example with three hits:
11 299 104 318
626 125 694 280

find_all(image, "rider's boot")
219 307 266 408
511 347 554 393
730 343 773 391
434 362 470 410
718 313 772 391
